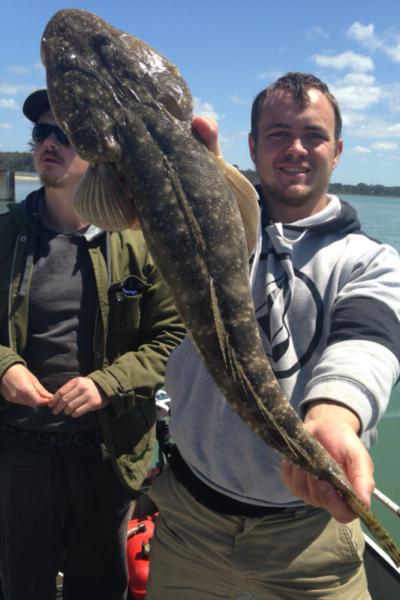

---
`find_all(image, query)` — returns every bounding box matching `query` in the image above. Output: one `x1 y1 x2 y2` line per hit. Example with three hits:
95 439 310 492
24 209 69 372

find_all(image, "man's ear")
248 133 257 164
333 139 343 169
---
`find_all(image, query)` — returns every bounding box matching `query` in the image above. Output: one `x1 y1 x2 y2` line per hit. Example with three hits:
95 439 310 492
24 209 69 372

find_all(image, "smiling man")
249 78 342 221
146 73 400 599
0 89 185 600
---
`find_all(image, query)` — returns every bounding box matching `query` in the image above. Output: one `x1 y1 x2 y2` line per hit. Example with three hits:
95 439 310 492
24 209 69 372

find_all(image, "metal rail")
373 488 400 518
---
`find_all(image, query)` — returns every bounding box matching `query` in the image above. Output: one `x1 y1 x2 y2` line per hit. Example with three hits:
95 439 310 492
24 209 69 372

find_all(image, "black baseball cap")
23 89 51 124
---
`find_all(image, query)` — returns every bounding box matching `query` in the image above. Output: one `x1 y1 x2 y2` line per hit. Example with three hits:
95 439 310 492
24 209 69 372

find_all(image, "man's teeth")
283 167 307 173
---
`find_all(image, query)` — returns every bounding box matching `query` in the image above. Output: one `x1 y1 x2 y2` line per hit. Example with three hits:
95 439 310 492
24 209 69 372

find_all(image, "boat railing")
373 488 400 519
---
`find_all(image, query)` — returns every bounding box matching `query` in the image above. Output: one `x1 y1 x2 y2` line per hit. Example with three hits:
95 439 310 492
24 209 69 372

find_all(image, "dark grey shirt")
2 219 101 431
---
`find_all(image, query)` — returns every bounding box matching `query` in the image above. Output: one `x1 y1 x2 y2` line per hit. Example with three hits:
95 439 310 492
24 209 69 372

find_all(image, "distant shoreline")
15 174 39 181
9 173 400 199
337 193 400 199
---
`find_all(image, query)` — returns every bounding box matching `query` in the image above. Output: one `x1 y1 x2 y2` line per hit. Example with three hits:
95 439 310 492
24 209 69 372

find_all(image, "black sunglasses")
32 123 70 145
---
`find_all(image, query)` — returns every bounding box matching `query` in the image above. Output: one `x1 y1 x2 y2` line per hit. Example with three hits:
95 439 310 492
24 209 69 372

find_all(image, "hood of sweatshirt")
256 184 361 237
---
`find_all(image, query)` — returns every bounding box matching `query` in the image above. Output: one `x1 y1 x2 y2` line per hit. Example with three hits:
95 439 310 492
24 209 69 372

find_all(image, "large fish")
41 9 400 566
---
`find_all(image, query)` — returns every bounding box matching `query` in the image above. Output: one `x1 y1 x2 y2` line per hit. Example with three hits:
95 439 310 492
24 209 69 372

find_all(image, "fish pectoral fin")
74 163 137 232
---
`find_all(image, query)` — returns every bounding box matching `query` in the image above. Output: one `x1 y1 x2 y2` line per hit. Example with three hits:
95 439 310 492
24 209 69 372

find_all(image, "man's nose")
285 137 307 157
43 132 61 148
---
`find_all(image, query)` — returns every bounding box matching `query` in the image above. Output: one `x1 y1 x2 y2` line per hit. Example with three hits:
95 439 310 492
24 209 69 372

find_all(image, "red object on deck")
127 513 158 599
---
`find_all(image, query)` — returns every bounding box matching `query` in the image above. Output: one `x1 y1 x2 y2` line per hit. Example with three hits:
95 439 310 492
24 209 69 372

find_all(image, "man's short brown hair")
250 72 342 146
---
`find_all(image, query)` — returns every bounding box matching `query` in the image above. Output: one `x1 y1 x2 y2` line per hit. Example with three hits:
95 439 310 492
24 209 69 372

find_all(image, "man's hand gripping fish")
41 9 400 566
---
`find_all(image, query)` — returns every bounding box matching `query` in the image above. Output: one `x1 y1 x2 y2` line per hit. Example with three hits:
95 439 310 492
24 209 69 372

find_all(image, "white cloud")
7 66 30 74
329 73 382 111
258 71 282 81
219 131 248 150
347 119 400 138
0 99 18 109
347 22 400 64
370 142 399 151
341 73 376 86
346 22 381 50
305 26 329 40
330 83 381 111
193 98 224 120
34 62 45 71
340 111 367 128
0 82 35 95
219 134 237 149
385 43 400 63
311 50 374 72
229 96 250 105
0 83 21 95
347 146 371 154
384 123 400 136
0 124 13 129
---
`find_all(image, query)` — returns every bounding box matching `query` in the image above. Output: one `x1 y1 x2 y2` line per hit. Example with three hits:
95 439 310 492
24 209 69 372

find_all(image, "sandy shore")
15 174 39 181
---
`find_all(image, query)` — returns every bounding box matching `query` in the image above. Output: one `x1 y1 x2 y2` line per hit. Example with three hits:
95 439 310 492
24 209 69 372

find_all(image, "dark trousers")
0 430 131 600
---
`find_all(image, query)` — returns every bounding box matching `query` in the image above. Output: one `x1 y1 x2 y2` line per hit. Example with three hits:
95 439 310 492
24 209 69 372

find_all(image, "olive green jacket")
0 189 185 498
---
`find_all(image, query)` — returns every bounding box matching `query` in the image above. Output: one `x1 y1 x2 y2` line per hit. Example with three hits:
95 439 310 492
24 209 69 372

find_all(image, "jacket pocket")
108 275 146 336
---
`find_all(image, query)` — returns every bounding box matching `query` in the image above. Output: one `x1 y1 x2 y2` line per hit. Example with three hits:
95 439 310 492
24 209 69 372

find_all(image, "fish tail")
337 483 400 567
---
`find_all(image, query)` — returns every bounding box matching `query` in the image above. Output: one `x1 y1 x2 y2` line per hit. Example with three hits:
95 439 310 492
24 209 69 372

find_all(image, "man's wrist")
303 399 361 434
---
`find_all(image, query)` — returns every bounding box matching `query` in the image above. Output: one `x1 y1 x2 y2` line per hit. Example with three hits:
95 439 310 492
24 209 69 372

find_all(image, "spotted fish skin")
41 9 400 566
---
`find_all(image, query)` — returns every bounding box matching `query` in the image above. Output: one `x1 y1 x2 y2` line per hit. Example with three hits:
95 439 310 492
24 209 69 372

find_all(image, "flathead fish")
41 9 400 566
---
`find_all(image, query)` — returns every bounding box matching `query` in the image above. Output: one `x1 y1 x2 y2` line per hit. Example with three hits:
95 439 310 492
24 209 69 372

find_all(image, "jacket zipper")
8 237 20 351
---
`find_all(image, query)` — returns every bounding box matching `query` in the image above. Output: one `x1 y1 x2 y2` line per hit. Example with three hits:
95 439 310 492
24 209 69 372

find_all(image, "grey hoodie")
166 192 400 507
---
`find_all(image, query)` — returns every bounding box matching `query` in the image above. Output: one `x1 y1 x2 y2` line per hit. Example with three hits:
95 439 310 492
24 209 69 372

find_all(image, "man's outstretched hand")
280 400 374 523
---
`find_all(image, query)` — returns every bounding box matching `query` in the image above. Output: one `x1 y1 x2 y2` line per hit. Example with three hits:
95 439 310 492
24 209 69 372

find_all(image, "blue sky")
2 1 400 186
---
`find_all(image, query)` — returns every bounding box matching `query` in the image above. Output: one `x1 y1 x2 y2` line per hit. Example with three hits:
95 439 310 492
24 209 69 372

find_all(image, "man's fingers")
50 378 109 416
192 116 223 159
33 381 53 400
281 460 358 523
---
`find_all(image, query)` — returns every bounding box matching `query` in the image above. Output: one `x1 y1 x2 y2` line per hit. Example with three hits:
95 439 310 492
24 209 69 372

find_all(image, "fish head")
40 9 195 231
40 9 193 166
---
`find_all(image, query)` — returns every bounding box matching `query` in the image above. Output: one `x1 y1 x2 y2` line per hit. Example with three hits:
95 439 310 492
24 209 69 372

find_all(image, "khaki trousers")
147 465 370 600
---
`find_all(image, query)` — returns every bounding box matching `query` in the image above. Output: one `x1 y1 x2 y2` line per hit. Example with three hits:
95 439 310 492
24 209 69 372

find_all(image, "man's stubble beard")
40 173 64 189
261 180 323 208
259 168 331 211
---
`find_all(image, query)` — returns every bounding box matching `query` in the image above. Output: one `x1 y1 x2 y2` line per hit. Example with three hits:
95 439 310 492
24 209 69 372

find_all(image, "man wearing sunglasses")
0 89 185 600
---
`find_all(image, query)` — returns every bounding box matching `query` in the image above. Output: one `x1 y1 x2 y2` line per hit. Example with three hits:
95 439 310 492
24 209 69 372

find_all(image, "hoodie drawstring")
17 212 39 298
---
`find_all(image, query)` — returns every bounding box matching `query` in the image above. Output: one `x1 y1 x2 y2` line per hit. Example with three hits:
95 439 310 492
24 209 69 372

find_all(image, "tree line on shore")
0 152 35 172
233 166 400 198
1 152 399 198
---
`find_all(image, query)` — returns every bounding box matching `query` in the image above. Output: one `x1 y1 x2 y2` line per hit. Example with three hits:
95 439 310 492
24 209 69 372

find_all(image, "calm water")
2 183 400 544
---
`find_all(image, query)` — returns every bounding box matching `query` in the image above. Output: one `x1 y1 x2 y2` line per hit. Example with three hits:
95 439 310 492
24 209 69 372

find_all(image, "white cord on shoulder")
249 206 263 293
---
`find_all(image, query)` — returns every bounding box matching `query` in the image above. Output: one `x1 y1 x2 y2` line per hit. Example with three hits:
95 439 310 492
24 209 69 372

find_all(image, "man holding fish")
145 73 400 599
36 8 400 594
0 89 185 600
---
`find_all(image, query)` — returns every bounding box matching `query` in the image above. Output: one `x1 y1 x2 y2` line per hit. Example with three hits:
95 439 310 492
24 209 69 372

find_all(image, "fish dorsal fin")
211 154 259 258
